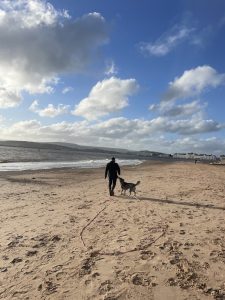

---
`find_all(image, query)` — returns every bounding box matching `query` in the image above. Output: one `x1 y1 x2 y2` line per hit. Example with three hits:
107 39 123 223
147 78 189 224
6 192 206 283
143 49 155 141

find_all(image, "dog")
118 177 140 195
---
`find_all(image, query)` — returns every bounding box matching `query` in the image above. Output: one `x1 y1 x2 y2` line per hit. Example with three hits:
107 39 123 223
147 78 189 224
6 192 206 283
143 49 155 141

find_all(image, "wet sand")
0 161 225 300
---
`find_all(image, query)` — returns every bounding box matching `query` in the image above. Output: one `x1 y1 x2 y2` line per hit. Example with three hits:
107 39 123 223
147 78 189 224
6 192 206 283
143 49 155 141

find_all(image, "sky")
0 0 225 154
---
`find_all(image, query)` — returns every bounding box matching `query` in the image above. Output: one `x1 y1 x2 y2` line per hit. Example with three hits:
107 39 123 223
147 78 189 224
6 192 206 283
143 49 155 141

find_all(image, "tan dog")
118 177 140 195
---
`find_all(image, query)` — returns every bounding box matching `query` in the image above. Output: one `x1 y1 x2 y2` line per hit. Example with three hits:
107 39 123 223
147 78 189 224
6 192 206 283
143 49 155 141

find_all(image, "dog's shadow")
113 194 225 211
114 194 138 200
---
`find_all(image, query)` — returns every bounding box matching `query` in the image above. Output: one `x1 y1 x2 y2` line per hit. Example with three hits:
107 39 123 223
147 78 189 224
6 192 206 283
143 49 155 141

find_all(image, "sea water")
0 159 143 172
0 145 143 171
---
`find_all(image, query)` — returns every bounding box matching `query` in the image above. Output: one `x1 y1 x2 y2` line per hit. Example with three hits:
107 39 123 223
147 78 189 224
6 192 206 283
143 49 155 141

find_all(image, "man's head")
111 157 115 162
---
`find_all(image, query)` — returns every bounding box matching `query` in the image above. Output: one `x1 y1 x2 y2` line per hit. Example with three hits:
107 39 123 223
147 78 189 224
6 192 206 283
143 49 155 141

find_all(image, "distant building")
158 153 171 158
173 153 219 161
220 155 225 162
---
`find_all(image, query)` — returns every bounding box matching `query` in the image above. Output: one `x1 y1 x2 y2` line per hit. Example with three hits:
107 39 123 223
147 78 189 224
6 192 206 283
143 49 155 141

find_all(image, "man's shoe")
109 190 113 196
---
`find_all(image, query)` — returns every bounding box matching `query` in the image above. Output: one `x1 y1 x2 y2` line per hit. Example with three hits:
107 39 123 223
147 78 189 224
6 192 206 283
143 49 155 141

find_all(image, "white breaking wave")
0 159 143 172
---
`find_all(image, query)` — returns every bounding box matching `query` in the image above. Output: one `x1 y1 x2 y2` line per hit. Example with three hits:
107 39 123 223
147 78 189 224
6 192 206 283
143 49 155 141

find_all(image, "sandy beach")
0 161 225 300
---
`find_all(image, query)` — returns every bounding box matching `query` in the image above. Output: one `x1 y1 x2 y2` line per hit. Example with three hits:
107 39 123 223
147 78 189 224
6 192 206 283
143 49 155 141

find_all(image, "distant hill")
0 140 170 160
0 140 73 151
51 142 129 153
51 142 167 157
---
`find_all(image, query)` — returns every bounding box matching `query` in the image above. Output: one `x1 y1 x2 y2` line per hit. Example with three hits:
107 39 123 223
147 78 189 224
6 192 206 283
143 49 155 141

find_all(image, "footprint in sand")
2 255 9 261
183 242 194 250
26 250 38 257
11 257 23 264
140 250 156 260
79 253 98 277
131 273 157 287
0 267 8 272
69 216 76 223
7 235 23 248
98 280 113 295
42 280 59 295
56 271 66 280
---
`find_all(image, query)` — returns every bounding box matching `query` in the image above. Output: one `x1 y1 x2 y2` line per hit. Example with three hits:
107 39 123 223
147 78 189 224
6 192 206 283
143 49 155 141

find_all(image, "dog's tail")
135 181 140 186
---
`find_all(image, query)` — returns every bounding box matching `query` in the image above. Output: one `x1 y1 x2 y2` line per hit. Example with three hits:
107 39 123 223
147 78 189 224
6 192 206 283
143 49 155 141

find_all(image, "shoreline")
0 157 213 175
0 158 143 173
0 159 219 179
0 159 183 177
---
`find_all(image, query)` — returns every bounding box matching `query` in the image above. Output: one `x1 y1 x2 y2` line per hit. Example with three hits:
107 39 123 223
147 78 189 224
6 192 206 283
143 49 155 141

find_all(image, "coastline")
1 161 225 299
0 158 143 173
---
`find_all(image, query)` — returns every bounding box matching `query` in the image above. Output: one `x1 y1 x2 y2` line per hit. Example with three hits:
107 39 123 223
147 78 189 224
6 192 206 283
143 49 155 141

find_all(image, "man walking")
105 157 120 196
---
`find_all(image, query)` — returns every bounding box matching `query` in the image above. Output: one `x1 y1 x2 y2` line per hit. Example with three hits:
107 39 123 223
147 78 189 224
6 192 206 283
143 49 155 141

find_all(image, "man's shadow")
114 194 225 211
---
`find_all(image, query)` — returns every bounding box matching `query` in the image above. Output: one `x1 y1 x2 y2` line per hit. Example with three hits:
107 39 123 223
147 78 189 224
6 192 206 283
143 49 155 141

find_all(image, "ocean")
0 145 143 171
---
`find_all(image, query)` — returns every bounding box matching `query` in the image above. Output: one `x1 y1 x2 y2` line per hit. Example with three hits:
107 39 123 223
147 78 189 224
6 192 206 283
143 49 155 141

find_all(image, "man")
105 157 120 196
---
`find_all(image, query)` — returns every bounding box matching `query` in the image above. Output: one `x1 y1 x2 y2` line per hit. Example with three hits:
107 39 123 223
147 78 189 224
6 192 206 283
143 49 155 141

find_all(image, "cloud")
161 116 223 135
150 100 206 118
0 0 69 27
96 115 223 137
1 113 224 149
72 77 139 120
162 101 205 117
0 87 22 108
29 100 70 117
0 0 108 108
170 137 225 156
140 25 194 56
0 108 224 154
105 60 118 76
163 65 225 102
0 114 4 123
62 86 74 94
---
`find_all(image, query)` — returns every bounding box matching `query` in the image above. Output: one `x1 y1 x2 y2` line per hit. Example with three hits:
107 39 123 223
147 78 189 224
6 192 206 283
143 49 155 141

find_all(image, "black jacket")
105 161 120 178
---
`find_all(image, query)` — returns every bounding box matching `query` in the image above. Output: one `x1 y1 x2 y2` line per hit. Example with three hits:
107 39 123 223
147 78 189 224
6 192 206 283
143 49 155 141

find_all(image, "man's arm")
117 164 120 176
105 164 109 178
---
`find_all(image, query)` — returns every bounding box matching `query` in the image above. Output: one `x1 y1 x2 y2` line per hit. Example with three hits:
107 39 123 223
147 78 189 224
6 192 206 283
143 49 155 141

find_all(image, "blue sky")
0 0 225 154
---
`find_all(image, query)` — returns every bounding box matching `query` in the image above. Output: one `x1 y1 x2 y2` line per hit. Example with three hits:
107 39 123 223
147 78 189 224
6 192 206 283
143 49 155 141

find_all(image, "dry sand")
0 161 225 300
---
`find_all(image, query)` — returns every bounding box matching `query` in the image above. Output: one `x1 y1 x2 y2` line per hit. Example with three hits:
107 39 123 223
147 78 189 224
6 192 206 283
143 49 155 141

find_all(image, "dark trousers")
109 176 117 193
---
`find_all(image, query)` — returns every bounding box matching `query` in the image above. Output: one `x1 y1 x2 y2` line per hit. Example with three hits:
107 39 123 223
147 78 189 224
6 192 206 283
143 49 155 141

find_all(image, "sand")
0 161 225 300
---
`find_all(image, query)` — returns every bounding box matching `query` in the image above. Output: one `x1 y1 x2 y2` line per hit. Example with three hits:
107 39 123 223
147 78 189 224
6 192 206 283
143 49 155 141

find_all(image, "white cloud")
162 101 205 117
163 65 225 102
0 87 22 108
0 114 224 151
97 115 223 137
170 137 225 156
105 60 118 76
140 25 194 56
72 77 139 120
0 0 69 28
0 114 4 123
161 116 223 135
62 86 74 94
0 0 108 108
150 100 206 118
29 100 70 117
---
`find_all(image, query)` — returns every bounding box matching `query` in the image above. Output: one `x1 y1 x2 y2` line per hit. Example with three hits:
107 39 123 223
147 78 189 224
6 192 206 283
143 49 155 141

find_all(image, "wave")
0 159 143 172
